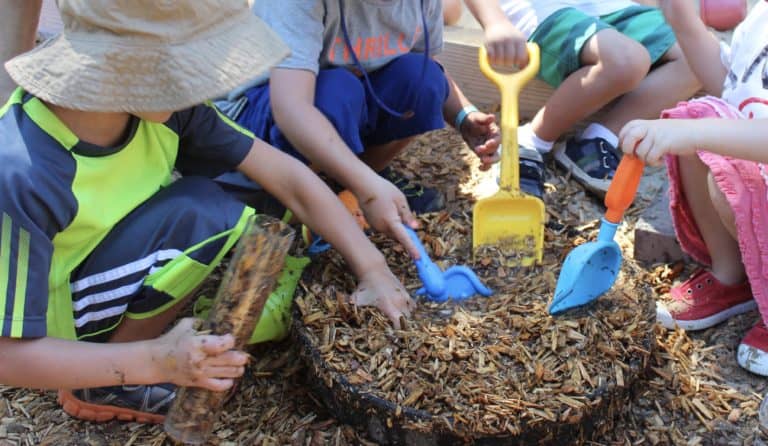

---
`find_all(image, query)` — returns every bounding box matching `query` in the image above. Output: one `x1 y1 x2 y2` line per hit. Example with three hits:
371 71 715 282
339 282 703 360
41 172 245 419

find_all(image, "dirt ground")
2 127 767 446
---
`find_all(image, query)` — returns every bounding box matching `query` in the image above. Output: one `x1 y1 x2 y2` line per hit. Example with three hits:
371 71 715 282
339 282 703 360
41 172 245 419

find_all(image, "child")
214 0 503 243
464 0 700 198
618 0 768 376
0 0 414 424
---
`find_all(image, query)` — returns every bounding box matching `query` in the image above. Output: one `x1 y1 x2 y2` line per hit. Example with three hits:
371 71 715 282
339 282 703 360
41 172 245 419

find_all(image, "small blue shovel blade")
442 266 493 300
549 240 622 314
404 226 492 302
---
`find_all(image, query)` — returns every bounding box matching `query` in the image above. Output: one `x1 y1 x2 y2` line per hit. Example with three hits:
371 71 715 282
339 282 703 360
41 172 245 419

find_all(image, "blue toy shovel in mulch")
549 155 644 314
404 226 492 303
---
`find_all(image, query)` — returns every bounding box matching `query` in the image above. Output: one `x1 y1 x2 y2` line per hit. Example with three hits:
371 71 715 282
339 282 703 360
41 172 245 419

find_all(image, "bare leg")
708 171 739 240
532 29 650 142
109 293 197 342
360 137 413 172
600 44 701 134
0 0 42 101
678 155 746 285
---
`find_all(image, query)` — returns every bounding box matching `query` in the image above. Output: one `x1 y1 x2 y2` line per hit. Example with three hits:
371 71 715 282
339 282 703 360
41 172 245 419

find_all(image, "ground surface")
2 126 767 446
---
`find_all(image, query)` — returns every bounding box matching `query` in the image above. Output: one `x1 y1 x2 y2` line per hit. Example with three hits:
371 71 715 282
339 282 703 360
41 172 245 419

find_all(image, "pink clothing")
664 96 768 322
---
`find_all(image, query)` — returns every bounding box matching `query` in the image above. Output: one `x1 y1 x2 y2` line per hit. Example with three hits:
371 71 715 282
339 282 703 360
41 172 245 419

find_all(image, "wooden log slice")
292 213 655 445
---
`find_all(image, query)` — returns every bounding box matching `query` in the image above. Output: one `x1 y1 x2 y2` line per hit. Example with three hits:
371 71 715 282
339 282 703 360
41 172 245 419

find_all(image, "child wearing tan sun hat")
0 0 415 424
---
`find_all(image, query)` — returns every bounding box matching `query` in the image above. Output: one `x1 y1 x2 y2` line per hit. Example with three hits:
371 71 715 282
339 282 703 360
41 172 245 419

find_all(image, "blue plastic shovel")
549 155 644 314
404 226 492 303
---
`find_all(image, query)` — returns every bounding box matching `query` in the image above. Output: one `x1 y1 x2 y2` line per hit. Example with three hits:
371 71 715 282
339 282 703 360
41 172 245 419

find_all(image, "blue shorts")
70 177 251 341
217 53 449 189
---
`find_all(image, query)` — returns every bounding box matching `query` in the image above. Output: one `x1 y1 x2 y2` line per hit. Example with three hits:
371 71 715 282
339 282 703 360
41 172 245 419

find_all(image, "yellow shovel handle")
478 43 540 190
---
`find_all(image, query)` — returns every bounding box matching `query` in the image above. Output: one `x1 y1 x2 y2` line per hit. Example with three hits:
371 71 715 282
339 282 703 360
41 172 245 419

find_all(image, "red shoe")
738 321 768 376
656 270 755 331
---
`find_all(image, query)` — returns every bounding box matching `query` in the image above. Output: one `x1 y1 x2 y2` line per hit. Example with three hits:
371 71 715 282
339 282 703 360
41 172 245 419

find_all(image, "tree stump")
293 213 655 445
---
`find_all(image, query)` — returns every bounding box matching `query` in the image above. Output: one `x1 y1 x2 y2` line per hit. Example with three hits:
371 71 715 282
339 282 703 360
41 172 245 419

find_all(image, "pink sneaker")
656 270 755 330
738 321 768 376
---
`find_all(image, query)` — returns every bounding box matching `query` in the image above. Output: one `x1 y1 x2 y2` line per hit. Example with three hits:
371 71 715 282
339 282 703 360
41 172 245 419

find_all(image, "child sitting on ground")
463 0 700 198
214 0 503 251
0 0 414 424
618 0 768 376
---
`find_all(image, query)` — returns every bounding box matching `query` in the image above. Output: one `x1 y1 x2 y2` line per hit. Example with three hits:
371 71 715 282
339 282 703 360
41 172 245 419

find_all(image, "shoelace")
599 141 621 172
672 270 714 303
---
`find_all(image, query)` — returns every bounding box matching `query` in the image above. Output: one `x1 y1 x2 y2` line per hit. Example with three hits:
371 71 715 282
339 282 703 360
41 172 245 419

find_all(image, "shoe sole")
552 143 610 198
656 300 757 331
737 343 768 376
58 390 165 424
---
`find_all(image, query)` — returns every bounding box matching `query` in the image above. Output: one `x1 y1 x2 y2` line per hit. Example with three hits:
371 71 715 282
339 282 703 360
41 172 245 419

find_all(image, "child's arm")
268 68 419 259
463 0 529 67
0 318 247 390
619 118 768 166
237 138 415 328
658 0 727 96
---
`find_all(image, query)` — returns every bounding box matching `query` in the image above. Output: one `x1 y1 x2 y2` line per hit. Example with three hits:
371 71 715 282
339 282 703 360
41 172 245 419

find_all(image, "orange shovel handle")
338 190 369 230
604 155 644 224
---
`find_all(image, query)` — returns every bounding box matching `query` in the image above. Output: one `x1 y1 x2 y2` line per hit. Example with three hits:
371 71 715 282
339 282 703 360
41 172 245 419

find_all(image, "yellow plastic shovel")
473 43 544 266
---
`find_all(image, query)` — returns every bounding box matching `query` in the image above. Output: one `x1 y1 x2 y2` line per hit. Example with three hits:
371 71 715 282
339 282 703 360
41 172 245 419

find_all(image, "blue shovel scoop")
404 226 492 303
549 155 644 314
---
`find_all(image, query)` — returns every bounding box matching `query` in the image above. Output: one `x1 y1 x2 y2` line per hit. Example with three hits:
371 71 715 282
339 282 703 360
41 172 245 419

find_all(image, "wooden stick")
164 215 294 445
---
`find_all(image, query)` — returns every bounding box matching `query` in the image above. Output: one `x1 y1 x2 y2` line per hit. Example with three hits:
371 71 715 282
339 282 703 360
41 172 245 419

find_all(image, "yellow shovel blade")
472 191 544 266
472 43 544 266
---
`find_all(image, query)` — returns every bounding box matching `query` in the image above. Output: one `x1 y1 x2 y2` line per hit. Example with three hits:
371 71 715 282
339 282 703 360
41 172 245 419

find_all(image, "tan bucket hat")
5 0 289 112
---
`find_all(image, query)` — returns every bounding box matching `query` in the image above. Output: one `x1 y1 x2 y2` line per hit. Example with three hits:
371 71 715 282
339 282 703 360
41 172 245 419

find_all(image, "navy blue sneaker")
518 145 545 199
553 137 620 198
379 167 445 214
492 145 545 199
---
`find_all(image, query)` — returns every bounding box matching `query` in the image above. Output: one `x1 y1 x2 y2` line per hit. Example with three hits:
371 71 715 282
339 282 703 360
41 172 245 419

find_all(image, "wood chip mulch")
1 128 765 445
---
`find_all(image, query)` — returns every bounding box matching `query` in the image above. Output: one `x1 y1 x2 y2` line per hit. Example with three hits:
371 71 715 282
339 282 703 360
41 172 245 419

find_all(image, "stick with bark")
164 215 294 445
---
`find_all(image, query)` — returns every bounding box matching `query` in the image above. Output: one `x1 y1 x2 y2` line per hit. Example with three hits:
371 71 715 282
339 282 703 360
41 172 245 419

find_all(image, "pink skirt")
664 97 768 320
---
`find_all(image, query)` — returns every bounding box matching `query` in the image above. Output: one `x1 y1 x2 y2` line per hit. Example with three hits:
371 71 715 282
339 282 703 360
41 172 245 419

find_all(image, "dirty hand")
356 174 420 259
658 0 701 31
351 266 415 329
151 318 248 391
460 110 501 171
484 20 529 68
619 119 698 166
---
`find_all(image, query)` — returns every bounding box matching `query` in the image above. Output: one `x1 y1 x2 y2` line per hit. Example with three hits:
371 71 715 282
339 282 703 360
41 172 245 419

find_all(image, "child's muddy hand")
351 268 415 329
460 111 501 171
357 176 420 258
152 318 249 391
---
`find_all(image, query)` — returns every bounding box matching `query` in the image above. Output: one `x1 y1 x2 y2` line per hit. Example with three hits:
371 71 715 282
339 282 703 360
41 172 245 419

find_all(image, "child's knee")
168 177 245 229
315 68 366 122
593 35 651 90
391 54 444 80
394 56 447 101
